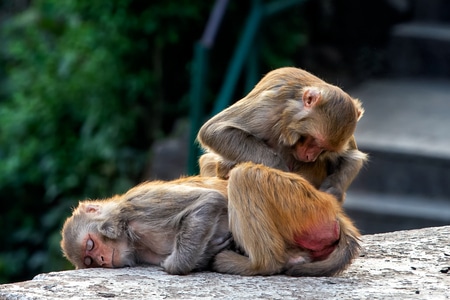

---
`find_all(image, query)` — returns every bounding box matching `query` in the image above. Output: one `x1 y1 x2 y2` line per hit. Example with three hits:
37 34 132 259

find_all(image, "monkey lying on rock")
61 164 360 277
61 176 230 275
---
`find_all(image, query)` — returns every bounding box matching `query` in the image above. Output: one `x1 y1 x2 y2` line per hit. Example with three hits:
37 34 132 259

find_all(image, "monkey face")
293 135 325 162
80 232 135 269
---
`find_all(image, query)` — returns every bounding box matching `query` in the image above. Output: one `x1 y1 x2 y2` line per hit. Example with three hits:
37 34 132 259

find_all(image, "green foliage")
0 0 308 284
0 0 210 283
260 8 308 68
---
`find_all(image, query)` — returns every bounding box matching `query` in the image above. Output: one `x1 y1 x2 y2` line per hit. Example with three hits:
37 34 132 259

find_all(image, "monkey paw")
285 253 311 269
99 221 121 239
210 232 233 254
212 250 244 274
161 255 192 275
319 184 344 203
284 250 311 269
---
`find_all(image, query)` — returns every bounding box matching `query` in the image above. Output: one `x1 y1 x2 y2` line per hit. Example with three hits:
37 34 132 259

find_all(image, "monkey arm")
198 123 288 171
161 190 230 275
319 137 367 202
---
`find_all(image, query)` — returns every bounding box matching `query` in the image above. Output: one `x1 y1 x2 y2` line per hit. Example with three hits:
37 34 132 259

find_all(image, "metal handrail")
187 0 304 175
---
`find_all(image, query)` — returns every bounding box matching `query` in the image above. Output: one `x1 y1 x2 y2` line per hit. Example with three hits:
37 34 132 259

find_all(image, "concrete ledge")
1 226 449 299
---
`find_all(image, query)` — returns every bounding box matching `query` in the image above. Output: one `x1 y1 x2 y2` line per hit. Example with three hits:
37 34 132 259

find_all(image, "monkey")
60 176 231 275
213 162 361 277
197 67 368 202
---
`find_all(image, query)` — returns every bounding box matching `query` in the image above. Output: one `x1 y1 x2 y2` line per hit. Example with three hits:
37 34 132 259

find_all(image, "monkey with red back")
198 67 367 202
214 162 360 276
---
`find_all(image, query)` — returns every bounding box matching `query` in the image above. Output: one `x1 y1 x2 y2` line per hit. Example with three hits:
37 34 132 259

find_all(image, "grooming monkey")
61 167 360 277
198 67 367 202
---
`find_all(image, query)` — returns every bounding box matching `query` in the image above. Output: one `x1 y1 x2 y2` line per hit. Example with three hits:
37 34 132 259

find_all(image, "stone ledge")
1 226 449 300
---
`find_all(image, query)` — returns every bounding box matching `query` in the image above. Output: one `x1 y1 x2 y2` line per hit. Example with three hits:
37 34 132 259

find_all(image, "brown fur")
61 165 360 277
213 162 361 276
197 67 367 202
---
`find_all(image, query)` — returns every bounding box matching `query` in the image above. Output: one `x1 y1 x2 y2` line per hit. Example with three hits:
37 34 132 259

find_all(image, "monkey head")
60 200 135 269
286 85 364 163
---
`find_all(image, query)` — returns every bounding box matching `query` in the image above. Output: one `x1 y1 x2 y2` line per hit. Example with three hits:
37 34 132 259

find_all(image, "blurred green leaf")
0 0 212 283
0 0 308 284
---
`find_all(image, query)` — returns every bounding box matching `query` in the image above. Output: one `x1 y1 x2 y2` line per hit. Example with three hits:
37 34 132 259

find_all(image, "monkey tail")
285 216 361 277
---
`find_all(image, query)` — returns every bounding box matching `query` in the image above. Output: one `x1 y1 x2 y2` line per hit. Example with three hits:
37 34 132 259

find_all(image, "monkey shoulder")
123 181 227 210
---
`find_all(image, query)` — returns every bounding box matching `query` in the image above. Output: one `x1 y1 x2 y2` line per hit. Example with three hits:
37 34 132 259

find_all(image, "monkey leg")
162 190 229 275
214 163 293 276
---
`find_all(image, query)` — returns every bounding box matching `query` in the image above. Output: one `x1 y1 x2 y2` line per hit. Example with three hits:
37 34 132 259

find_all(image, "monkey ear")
354 98 365 121
302 87 321 108
357 108 364 121
80 203 101 215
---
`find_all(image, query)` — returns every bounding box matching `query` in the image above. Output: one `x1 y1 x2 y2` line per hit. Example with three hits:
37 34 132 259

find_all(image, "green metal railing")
187 0 305 175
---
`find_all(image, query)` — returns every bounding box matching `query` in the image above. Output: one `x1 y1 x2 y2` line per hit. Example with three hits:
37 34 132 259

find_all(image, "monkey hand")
319 180 344 203
272 159 290 172
261 149 289 172
294 219 340 261
161 233 233 275
161 253 192 275
210 232 233 255
99 221 123 239
216 160 236 179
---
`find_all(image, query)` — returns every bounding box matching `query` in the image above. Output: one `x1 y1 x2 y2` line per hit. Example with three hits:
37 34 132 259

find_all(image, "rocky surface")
0 226 449 299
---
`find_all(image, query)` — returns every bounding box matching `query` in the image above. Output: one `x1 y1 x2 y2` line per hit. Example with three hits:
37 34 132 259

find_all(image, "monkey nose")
97 256 105 266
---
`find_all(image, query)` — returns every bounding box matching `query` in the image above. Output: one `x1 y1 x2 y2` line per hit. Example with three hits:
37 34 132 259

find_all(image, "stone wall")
0 226 449 299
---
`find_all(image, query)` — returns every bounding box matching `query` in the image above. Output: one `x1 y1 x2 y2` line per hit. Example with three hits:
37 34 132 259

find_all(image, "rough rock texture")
1 226 449 300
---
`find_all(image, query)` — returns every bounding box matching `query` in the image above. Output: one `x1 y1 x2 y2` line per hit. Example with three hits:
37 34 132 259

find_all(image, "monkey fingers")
294 218 340 261
216 160 235 179
209 232 233 255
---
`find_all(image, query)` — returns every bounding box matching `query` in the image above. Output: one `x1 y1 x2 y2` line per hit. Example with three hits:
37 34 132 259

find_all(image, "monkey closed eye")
86 238 94 251
83 238 95 267
84 256 93 267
